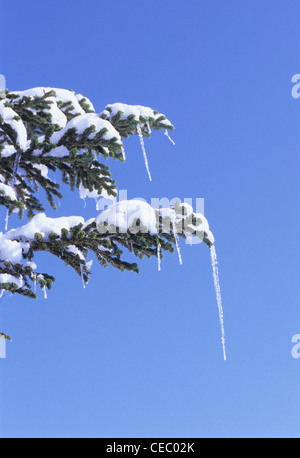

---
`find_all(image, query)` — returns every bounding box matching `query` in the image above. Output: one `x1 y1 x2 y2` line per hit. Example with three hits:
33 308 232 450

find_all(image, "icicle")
174 229 183 265
164 129 175 146
33 276 37 294
146 122 152 135
121 145 126 161
10 151 22 189
171 216 183 265
80 264 86 289
5 209 9 231
136 123 152 182
210 245 227 361
157 243 161 271
0 290 5 303
43 285 48 300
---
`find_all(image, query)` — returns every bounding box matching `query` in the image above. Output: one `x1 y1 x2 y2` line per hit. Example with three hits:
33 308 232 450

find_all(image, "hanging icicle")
157 243 161 271
43 285 48 300
171 215 183 265
164 129 175 146
80 264 86 289
10 151 22 189
210 245 227 361
146 122 152 135
136 123 152 182
121 145 126 161
5 209 9 232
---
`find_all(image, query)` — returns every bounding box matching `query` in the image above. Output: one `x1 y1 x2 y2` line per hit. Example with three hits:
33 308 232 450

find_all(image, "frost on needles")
0 86 216 343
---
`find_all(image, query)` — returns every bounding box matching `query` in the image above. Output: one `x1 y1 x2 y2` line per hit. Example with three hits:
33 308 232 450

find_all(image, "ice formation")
210 245 226 361
0 86 226 360
136 123 152 182
157 243 161 271
164 129 176 146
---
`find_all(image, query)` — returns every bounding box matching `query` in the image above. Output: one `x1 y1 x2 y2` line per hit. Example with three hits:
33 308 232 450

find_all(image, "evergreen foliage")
0 87 214 339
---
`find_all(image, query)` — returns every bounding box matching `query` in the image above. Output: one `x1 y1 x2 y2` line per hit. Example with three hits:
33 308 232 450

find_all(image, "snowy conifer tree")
0 87 215 341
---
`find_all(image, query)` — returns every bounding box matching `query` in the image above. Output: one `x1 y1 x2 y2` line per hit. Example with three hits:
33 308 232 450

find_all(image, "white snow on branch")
96 199 158 234
0 144 16 158
4 213 84 243
43 145 70 158
0 183 17 201
102 103 174 129
32 163 49 178
0 101 27 150
8 87 94 117
0 273 23 288
50 113 122 145
66 245 85 261
0 238 24 264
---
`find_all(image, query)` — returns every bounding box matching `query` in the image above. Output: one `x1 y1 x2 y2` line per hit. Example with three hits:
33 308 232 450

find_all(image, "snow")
25 261 37 270
96 199 158 234
86 260 93 270
0 101 27 150
45 101 67 128
8 87 92 117
75 93 95 113
32 164 49 178
82 218 96 229
43 145 70 158
66 245 85 261
0 144 16 158
102 103 174 129
0 238 23 264
0 183 17 201
50 113 122 145
176 202 193 218
0 274 23 288
4 213 84 243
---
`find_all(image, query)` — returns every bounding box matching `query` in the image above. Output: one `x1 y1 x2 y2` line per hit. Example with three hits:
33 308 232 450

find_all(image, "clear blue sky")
0 0 300 438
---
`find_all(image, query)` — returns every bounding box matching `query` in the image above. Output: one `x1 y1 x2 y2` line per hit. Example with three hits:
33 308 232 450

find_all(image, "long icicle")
210 245 227 361
80 264 86 289
157 243 161 271
11 151 22 189
5 150 22 231
164 129 175 146
121 145 126 161
172 216 183 265
4 209 9 232
136 123 152 181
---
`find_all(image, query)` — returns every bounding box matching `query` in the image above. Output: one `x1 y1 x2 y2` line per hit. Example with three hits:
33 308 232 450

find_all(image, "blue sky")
0 0 300 438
